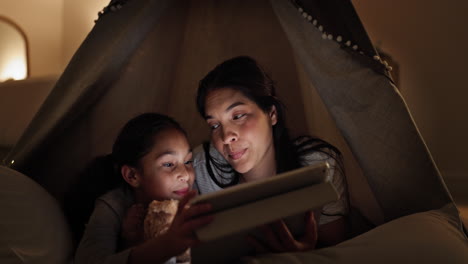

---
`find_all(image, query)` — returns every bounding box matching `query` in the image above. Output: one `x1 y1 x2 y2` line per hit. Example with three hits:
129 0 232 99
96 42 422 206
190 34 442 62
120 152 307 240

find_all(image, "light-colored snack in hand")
144 199 191 263
144 199 178 239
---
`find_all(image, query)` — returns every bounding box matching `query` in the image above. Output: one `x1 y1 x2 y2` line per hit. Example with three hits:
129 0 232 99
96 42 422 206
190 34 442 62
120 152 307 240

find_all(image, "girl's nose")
176 165 190 182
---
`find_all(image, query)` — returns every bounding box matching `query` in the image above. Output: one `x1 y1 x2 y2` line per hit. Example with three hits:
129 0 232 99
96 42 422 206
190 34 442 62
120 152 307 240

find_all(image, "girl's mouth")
174 187 190 196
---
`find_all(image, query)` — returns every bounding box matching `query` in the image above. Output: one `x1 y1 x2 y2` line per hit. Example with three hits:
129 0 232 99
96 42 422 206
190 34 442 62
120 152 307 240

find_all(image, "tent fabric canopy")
3 0 465 256
271 0 452 221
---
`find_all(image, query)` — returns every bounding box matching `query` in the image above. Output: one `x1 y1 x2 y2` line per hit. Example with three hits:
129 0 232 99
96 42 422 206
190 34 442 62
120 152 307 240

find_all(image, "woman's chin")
231 162 252 175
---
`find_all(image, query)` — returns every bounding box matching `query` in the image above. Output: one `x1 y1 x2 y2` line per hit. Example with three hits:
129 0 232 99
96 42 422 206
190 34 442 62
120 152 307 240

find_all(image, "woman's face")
134 128 194 203
204 87 277 176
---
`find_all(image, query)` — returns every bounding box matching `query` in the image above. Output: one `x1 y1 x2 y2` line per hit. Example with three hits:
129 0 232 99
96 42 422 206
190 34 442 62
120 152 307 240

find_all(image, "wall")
62 0 110 69
0 0 109 77
352 0 468 185
0 0 109 158
0 0 63 77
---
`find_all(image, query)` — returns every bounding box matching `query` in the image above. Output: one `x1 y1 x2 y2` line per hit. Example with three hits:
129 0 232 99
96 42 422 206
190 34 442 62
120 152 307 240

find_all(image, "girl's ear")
121 165 140 188
269 105 278 126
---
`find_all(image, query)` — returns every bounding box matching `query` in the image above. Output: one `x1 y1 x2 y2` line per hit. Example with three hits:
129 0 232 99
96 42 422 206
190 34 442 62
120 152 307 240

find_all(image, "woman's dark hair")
64 113 186 244
196 56 343 187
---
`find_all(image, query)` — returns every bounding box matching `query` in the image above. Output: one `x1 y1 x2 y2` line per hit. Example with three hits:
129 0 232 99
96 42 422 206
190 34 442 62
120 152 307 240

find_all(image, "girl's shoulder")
97 186 134 216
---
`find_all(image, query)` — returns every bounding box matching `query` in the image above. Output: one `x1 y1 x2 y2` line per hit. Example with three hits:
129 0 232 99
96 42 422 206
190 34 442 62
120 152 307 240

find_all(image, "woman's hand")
158 190 214 257
248 211 318 254
121 203 146 248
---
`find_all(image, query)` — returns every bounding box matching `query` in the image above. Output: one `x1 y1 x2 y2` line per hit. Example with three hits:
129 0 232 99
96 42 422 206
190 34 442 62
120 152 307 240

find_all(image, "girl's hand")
159 190 214 257
121 204 146 248
248 211 318 254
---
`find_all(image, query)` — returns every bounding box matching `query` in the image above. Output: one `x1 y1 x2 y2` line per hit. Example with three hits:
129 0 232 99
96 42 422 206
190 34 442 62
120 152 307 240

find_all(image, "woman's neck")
242 143 276 182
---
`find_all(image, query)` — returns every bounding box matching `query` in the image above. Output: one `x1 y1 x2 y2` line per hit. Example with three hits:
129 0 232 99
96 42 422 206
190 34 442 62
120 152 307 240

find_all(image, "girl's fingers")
182 203 212 220
178 190 197 212
173 190 198 223
181 214 214 235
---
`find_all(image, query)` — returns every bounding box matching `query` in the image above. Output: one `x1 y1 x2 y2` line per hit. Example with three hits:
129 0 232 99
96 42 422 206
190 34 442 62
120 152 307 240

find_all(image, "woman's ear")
269 105 278 126
121 165 140 188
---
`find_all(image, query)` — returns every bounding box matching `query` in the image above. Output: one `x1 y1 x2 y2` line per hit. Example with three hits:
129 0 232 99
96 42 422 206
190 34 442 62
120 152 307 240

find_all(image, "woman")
193 56 348 252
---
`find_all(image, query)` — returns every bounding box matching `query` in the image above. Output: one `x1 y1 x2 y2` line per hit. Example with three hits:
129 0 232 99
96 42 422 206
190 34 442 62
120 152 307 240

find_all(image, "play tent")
1 0 467 263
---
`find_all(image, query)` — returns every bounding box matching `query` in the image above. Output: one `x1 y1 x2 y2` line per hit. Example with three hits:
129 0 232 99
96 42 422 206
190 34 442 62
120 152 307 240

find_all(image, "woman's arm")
317 217 346 247
248 211 346 254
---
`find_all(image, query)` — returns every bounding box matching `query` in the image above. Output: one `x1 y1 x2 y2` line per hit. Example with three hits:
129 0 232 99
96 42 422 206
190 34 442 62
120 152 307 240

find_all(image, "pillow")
0 166 73 264
241 203 468 264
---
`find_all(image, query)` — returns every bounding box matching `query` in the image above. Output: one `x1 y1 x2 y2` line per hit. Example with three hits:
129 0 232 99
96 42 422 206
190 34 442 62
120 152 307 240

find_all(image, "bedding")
0 166 73 264
240 203 468 264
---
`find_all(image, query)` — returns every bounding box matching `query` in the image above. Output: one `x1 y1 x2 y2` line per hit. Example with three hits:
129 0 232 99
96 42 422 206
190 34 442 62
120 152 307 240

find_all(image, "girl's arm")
121 204 146 249
128 191 213 264
75 199 133 264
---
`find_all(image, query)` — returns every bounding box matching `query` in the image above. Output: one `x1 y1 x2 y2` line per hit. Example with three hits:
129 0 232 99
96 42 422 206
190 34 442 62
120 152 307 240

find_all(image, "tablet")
190 161 331 213
191 161 339 263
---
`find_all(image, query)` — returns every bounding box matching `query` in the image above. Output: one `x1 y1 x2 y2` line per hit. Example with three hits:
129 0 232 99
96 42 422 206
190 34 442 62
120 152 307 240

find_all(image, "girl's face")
133 128 194 203
204 87 277 178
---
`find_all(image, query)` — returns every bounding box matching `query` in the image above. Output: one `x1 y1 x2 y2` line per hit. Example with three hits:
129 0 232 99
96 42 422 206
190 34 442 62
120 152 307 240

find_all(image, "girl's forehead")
151 129 189 150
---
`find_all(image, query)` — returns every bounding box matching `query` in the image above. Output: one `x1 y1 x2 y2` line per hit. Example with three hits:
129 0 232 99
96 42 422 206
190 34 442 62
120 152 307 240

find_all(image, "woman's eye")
233 113 246 120
162 163 174 168
209 123 220 130
184 160 193 166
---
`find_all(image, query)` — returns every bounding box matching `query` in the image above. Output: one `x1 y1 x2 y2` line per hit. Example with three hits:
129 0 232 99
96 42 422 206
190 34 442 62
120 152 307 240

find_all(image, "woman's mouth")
174 187 190 196
228 149 247 161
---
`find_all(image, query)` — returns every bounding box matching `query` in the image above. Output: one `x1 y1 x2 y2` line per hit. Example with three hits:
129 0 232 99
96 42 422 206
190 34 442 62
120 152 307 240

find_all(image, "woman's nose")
221 125 238 144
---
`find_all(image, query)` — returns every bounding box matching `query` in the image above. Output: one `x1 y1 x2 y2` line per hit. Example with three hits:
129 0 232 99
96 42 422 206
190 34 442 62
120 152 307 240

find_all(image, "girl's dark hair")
65 113 186 244
196 56 343 187
111 113 187 172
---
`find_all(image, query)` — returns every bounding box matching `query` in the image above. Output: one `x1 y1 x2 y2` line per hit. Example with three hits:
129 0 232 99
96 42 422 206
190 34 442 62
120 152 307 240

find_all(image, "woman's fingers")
272 220 298 251
259 213 318 253
259 224 283 252
246 235 269 255
301 211 318 246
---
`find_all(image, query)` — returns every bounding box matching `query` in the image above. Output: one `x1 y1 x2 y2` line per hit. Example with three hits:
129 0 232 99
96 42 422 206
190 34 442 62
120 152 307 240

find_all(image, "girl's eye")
162 163 174 168
233 113 246 120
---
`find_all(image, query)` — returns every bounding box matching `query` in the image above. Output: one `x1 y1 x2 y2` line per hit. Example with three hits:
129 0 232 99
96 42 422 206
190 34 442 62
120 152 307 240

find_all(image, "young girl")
194 56 349 252
75 113 213 264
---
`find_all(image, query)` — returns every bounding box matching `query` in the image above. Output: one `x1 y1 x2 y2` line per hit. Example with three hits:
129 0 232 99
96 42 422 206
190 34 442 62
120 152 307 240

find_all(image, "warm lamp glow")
0 57 27 81
0 17 28 82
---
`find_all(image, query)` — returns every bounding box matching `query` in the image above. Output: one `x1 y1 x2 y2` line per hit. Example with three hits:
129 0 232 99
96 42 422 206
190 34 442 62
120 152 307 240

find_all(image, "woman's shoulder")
193 142 238 194
193 144 207 167
292 136 340 166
